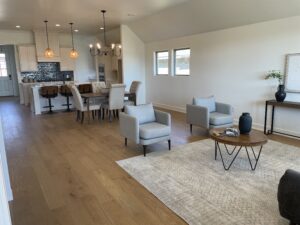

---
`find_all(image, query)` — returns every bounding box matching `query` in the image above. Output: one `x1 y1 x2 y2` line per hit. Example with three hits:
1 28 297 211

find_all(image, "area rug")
117 139 300 225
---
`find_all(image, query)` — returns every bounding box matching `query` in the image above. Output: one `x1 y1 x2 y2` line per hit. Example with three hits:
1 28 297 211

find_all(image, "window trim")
173 48 191 76
154 50 169 76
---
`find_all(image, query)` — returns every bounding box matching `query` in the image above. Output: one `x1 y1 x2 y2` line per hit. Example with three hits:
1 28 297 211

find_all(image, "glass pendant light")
69 22 79 59
44 20 54 58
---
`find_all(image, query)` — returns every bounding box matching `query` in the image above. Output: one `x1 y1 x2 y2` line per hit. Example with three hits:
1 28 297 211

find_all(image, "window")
174 48 190 76
0 54 8 77
155 51 169 75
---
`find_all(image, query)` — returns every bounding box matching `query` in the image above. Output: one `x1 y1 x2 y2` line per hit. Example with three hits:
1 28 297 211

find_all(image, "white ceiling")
128 0 300 42
0 0 188 33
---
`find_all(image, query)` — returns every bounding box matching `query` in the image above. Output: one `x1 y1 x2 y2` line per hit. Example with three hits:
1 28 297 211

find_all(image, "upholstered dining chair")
119 103 171 156
92 81 106 94
186 96 233 133
101 84 126 122
70 85 101 123
124 81 141 106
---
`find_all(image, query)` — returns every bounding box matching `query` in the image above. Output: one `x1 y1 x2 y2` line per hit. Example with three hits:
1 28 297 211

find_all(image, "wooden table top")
209 128 268 147
81 91 133 99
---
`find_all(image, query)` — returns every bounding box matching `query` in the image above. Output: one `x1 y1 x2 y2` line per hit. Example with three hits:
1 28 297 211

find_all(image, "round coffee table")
209 128 268 171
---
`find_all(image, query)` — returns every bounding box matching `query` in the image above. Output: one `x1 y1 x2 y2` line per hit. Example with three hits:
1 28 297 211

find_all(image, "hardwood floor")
1 97 299 225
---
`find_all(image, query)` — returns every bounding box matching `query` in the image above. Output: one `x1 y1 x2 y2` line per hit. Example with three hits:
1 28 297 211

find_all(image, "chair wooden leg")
168 140 171 150
92 110 95 120
98 110 101 120
116 110 119 118
143 145 147 157
109 110 112 122
102 108 105 120
81 112 84 124
190 124 192 134
113 110 116 118
76 110 80 121
125 138 127 146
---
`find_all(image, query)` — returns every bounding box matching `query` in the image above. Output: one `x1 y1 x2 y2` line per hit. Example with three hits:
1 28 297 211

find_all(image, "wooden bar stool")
60 85 72 112
40 86 59 113
78 84 92 94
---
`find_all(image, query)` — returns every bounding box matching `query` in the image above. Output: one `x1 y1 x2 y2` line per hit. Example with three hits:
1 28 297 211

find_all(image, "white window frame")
154 50 169 76
173 48 191 76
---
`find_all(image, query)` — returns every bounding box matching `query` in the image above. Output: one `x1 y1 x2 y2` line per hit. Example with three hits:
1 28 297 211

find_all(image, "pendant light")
44 20 54 58
69 22 79 59
89 10 121 57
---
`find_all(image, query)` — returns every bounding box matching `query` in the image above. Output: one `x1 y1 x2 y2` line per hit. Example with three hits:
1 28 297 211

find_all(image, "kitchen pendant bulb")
45 48 54 58
96 43 101 49
89 44 93 49
69 49 79 59
111 43 115 49
44 20 54 58
69 22 79 59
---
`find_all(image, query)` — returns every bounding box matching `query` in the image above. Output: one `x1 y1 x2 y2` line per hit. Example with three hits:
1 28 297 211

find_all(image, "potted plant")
265 70 286 102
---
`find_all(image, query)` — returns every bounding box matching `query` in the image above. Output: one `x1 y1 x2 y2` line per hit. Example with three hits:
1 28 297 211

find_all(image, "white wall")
145 16 300 136
0 29 96 84
121 25 146 104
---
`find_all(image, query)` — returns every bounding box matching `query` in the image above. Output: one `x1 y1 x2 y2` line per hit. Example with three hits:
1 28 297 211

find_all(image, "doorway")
0 45 18 96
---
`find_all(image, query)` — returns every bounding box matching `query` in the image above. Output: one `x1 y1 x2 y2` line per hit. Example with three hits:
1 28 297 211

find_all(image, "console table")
264 100 300 138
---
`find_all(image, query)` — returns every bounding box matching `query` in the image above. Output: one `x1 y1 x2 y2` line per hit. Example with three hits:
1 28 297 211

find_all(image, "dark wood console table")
264 100 300 138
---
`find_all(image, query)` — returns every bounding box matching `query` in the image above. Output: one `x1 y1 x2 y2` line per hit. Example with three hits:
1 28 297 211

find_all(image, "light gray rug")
117 139 300 225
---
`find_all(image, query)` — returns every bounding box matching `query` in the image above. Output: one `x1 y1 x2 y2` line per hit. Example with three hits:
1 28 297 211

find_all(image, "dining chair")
101 84 126 122
70 85 101 123
124 81 141 106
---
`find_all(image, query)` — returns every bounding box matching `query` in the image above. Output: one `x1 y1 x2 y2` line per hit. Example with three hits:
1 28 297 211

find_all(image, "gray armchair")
187 96 233 133
120 103 171 156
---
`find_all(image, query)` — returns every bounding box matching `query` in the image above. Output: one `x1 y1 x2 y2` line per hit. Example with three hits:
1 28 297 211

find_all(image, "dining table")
81 90 136 122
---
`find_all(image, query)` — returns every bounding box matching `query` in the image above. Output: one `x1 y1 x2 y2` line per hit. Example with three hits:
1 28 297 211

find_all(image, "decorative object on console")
43 20 54 58
69 22 79 59
89 10 121 57
265 70 286 102
239 112 252 134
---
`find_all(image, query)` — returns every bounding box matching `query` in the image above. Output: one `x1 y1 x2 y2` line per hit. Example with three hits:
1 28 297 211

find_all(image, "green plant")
265 70 284 85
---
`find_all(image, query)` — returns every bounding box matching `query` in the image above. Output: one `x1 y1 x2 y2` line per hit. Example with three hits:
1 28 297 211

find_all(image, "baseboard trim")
153 102 300 138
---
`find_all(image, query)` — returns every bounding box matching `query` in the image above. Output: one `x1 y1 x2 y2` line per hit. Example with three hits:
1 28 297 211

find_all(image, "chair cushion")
125 103 156 124
209 112 233 126
139 122 171 140
193 96 216 112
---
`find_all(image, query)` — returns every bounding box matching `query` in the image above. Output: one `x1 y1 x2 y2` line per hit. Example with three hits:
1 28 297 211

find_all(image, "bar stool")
78 84 92 94
60 85 72 112
40 86 59 113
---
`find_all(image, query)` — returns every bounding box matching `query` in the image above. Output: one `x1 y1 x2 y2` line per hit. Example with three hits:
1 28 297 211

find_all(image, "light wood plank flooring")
1 97 299 225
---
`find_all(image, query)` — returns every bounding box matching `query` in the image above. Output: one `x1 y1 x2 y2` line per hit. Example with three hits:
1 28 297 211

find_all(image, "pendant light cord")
70 23 75 50
44 20 50 49
101 10 107 46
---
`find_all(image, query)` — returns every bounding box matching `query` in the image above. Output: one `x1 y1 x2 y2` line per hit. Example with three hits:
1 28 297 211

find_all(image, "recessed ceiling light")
74 29 79 32
100 27 104 30
16 25 21 28
55 24 60 27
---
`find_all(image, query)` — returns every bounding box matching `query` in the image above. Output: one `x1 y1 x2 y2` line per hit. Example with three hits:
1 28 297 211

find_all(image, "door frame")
0 45 19 96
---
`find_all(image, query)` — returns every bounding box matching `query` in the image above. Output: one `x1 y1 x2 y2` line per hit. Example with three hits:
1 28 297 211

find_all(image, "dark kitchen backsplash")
21 62 74 82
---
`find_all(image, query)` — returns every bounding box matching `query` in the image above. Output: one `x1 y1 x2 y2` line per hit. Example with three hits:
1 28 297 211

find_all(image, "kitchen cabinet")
34 31 60 62
60 48 75 71
18 45 38 72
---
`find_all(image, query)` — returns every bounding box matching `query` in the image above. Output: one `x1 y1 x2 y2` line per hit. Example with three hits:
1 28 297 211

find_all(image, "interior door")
0 47 14 96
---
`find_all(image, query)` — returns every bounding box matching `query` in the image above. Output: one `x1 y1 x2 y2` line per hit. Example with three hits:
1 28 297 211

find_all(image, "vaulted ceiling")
1 0 300 42
0 0 188 33
128 0 300 42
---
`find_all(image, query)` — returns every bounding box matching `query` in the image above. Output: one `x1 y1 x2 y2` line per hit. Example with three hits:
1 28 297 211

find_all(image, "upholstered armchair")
186 96 233 133
119 103 171 156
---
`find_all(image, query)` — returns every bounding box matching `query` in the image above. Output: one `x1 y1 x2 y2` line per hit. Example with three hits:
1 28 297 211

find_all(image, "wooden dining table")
81 91 136 122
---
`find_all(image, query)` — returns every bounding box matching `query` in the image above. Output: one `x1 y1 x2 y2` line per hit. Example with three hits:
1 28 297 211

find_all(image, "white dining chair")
101 84 126 122
124 81 141 106
70 85 101 123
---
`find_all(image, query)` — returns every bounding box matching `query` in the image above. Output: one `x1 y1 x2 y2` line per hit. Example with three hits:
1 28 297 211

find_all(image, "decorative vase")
275 84 286 102
239 112 252 135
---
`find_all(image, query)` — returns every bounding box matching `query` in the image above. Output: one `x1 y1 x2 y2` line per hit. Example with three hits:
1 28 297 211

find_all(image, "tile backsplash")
21 62 74 82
